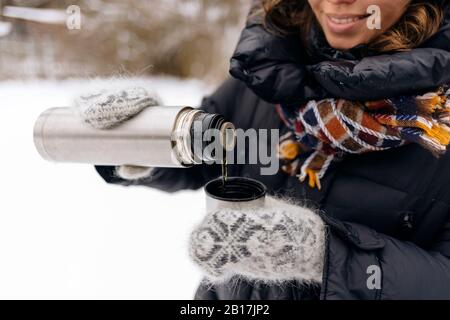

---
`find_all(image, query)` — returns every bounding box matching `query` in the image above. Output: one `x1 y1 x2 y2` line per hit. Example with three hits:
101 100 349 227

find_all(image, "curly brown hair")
251 0 446 53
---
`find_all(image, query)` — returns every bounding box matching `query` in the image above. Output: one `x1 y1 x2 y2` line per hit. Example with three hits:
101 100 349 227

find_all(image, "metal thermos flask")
33 106 235 167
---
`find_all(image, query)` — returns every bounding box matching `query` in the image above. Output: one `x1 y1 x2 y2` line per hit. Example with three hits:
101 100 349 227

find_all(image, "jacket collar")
307 22 376 63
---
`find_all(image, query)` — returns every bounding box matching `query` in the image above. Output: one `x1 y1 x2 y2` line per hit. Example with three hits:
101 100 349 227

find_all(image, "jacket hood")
230 2 450 106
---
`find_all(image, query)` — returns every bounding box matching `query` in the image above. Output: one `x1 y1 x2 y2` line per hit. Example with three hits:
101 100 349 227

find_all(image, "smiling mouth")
327 14 372 25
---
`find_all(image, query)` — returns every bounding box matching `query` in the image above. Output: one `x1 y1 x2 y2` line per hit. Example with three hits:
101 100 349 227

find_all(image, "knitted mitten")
189 197 326 284
75 86 162 180
75 86 161 129
115 165 155 180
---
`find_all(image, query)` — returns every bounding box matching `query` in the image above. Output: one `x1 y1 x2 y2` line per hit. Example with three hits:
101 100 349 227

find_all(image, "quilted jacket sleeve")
320 214 450 299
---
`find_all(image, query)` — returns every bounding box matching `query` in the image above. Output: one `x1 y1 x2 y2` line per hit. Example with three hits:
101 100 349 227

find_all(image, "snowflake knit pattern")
189 197 326 284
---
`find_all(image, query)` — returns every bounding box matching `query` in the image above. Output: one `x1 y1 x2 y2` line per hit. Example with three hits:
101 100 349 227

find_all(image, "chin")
326 38 362 51
323 32 372 51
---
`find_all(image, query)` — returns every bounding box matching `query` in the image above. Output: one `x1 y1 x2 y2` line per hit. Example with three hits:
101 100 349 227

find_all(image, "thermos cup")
205 177 267 212
33 106 235 167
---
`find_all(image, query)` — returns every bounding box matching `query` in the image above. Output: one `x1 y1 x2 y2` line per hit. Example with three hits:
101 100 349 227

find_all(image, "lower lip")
325 15 368 34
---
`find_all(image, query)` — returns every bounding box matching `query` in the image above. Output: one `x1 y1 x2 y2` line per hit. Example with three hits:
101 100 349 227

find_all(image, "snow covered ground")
0 77 216 299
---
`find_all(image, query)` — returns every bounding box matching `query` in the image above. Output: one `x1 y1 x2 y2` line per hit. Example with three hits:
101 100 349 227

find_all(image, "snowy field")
0 77 216 299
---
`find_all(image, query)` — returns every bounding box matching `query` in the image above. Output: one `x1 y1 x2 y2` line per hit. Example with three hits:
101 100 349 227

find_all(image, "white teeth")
330 16 363 24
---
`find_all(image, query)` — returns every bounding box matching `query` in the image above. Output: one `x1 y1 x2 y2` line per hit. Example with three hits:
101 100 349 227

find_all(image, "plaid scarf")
276 85 450 190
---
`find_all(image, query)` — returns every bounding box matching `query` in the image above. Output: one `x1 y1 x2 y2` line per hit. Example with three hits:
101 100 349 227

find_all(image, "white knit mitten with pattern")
74 86 162 180
189 197 326 284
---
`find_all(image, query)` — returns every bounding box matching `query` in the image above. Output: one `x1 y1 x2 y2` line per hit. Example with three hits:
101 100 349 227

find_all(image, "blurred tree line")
0 0 250 82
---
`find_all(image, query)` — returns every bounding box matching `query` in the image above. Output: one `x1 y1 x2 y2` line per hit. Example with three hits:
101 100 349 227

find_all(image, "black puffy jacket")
96 3 450 300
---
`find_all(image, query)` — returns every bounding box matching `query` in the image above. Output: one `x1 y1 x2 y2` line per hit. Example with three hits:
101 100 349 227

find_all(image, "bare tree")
0 0 249 81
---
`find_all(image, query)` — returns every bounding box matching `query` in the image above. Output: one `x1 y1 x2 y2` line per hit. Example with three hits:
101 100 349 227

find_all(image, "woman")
91 0 450 299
